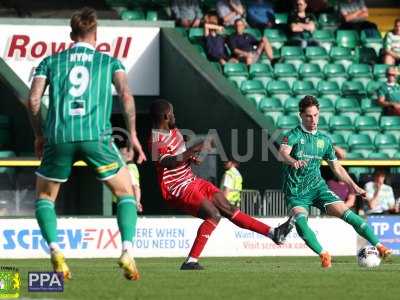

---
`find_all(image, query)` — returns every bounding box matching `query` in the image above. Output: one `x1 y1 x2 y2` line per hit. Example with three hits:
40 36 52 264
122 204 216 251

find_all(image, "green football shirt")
34 42 125 144
377 82 400 103
281 125 337 196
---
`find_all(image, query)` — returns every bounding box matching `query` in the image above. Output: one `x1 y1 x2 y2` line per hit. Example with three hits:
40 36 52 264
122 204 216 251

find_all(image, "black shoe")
180 262 204 270
272 216 294 245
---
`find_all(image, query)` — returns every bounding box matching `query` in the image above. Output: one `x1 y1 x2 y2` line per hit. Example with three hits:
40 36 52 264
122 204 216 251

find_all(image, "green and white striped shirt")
34 42 125 144
384 32 400 55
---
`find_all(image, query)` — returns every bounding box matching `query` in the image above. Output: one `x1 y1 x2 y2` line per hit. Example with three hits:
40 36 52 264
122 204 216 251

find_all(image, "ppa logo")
28 272 63 292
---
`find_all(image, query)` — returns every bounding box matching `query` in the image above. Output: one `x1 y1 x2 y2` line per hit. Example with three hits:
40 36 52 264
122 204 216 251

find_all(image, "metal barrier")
240 189 320 217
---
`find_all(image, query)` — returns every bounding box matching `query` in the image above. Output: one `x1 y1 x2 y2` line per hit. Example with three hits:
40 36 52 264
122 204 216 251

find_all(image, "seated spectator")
383 18 400 66
217 0 245 26
171 0 203 28
228 18 273 65
364 169 396 214
204 16 236 65
288 0 319 48
327 178 356 208
339 0 378 37
246 0 275 30
377 66 400 115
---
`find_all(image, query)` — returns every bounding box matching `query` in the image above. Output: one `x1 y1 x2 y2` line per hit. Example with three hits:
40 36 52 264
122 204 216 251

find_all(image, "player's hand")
137 201 143 213
351 185 367 199
34 136 45 159
131 135 147 164
291 160 307 169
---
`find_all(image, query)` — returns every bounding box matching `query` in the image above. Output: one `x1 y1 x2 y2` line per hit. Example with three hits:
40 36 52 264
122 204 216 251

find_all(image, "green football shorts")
36 138 124 182
285 181 342 212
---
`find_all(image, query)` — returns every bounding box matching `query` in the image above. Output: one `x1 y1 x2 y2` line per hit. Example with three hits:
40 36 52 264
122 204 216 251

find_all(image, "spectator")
171 0 203 28
228 18 273 65
327 178 356 209
220 159 243 207
288 0 318 48
364 169 396 214
383 18 400 66
217 0 245 26
377 66 400 115
246 0 275 30
339 0 378 37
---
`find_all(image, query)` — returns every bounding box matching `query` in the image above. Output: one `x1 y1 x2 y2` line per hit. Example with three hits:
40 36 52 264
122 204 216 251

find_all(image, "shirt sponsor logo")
317 139 325 148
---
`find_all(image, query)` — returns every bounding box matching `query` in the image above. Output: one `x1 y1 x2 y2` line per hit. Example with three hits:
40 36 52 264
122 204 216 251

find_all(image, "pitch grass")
1 256 399 300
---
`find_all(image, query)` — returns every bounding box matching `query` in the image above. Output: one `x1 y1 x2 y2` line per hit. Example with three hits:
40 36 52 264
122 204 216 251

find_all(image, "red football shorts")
167 178 220 217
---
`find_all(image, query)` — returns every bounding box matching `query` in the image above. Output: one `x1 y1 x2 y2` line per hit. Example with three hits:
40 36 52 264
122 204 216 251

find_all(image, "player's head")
299 95 319 132
150 99 176 129
70 7 97 45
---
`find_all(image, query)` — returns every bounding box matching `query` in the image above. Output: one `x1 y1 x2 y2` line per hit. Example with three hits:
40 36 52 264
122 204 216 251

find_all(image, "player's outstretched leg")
327 203 392 260
106 168 139 280
35 178 72 279
181 200 221 270
212 193 293 245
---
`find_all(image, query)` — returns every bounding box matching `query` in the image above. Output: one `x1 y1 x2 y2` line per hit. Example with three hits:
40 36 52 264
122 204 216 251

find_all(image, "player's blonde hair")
70 7 97 39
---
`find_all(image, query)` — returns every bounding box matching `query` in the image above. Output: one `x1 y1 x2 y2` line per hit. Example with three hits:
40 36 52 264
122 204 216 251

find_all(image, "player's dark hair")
70 7 97 38
150 99 171 125
299 95 319 113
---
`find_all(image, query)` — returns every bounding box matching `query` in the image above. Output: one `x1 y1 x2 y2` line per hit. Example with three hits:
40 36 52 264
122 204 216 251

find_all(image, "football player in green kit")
279 96 392 268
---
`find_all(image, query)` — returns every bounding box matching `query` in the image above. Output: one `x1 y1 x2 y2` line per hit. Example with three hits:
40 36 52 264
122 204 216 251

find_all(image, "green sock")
295 214 323 255
342 210 379 246
117 195 137 243
35 199 58 245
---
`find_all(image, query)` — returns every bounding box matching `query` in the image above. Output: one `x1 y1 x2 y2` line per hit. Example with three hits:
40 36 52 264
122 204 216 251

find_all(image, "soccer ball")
357 246 381 268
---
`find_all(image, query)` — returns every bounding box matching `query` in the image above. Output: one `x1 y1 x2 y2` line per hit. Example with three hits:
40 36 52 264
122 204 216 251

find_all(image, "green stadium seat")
329 132 349 150
224 63 247 77
360 30 383 56
292 81 317 97
246 94 265 107
312 29 335 52
335 97 361 122
330 115 353 140
347 64 373 88
189 28 204 43
373 64 390 82
277 115 300 130
284 97 300 115
381 116 400 140
245 28 262 40
228 76 247 88
368 152 390 159
348 166 370 181
318 97 335 120
346 152 365 159
323 63 348 88
329 47 354 70
263 29 287 49
210 62 222 73
360 98 383 121
317 81 341 102
0 150 16 174
272 48 281 61
121 10 146 20
146 11 158 21
318 13 340 30
305 46 330 70
241 80 265 95
342 81 366 97
354 116 380 140
336 30 360 49
318 116 329 131
355 47 378 65
281 46 305 70
275 13 288 25
274 63 298 88
259 97 284 123
192 44 207 57
175 27 188 37
348 133 375 157
374 133 398 157
392 152 400 160
267 80 292 101
366 81 383 99
249 63 273 87
298 64 324 87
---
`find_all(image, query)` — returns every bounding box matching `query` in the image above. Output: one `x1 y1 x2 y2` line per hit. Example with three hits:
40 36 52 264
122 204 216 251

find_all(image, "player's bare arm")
160 140 207 169
328 160 366 198
278 145 307 169
27 77 47 158
113 71 146 164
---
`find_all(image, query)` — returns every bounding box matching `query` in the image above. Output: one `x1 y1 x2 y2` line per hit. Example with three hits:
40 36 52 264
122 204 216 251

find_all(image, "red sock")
230 210 271 236
188 219 218 258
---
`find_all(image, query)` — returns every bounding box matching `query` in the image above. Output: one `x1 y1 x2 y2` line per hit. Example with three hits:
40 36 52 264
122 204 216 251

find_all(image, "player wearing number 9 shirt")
26 7 146 281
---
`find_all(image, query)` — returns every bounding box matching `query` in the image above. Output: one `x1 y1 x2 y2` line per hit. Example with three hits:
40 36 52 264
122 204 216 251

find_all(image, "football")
357 246 381 268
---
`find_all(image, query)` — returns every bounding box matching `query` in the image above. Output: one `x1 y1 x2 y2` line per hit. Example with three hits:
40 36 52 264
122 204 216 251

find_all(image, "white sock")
267 228 275 239
186 257 198 263
122 241 134 256
49 242 60 252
